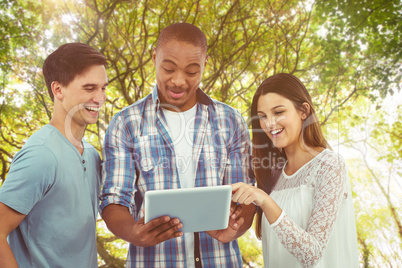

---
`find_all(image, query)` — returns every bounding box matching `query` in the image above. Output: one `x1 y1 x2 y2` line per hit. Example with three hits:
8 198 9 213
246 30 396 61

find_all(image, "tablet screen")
144 185 232 233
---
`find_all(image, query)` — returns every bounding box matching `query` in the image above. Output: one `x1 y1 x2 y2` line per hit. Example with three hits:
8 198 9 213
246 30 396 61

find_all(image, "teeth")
86 107 100 112
271 128 283 135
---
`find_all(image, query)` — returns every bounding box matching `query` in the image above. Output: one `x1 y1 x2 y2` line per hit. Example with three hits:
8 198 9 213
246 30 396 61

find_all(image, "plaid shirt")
100 86 254 268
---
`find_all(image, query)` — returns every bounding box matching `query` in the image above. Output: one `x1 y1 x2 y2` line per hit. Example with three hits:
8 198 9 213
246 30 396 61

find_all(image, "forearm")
0 239 18 268
260 195 282 224
101 204 136 243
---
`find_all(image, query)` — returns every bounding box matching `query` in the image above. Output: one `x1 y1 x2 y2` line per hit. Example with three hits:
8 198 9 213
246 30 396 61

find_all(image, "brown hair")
250 73 330 238
156 23 207 54
42 42 106 101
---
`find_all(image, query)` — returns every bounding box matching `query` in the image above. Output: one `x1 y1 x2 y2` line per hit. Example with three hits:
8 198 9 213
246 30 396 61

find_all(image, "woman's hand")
231 182 268 207
232 182 283 224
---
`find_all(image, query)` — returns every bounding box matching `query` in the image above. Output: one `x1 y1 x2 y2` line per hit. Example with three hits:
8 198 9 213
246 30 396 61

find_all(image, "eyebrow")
162 59 201 68
82 82 109 88
257 105 285 114
272 105 285 110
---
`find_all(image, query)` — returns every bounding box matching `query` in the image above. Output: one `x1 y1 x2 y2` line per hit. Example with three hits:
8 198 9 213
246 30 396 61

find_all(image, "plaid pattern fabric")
100 86 254 268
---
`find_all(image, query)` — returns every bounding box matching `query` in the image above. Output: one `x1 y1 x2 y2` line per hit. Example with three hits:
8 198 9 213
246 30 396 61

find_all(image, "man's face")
57 64 108 128
153 39 207 112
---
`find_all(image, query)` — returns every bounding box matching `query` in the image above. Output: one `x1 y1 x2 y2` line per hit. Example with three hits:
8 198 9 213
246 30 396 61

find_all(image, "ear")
300 102 310 120
152 47 157 66
204 55 209 68
51 81 64 101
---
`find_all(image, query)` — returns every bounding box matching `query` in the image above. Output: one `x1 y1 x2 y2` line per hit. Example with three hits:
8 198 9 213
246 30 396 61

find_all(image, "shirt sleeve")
271 154 347 267
225 109 255 186
0 146 57 215
100 112 137 215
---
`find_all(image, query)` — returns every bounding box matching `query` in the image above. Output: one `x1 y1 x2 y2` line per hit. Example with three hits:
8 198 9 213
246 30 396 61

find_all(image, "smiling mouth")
85 106 100 113
271 128 284 136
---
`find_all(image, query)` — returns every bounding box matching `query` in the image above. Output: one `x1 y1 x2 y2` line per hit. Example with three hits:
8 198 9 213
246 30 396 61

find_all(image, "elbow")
300 245 324 268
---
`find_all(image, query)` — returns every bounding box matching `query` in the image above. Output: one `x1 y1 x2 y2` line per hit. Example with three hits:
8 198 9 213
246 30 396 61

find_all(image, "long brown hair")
250 73 330 238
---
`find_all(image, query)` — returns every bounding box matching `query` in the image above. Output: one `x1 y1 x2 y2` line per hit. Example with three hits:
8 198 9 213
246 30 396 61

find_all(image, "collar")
151 85 213 112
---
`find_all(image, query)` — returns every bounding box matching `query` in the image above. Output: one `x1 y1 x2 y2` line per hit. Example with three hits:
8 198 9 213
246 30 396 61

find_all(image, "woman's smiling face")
257 92 307 151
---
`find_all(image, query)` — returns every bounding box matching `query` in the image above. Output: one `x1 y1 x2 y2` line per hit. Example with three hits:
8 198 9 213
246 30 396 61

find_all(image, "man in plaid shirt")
100 23 256 268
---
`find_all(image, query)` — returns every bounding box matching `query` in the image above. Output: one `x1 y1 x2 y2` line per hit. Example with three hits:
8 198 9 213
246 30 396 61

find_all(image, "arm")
0 202 25 268
100 113 182 247
0 146 56 267
270 159 346 267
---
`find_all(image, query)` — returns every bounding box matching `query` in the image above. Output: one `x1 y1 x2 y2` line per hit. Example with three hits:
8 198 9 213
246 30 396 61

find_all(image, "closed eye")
163 68 174 73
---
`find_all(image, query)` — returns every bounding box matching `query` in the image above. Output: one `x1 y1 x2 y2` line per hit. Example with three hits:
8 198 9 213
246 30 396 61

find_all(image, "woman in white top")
232 73 359 267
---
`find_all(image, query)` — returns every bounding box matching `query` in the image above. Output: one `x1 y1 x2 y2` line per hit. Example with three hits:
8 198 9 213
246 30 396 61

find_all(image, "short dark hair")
42 43 107 101
156 23 207 54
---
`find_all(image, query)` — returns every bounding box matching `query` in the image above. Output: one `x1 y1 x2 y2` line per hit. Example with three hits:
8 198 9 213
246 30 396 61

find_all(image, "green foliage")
0 0 41 73
238 229 264 267
0 0 401 266
315 0 402 99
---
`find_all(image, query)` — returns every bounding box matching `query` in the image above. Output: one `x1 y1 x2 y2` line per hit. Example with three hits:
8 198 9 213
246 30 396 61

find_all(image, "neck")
49 116 86 149
283 142 323 175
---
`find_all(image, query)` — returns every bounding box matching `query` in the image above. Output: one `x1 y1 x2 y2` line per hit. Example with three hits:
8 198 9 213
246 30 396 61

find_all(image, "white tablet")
144 185 232 233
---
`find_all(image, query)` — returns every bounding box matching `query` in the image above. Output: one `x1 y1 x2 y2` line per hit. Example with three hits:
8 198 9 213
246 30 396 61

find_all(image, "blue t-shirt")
0 125 101 268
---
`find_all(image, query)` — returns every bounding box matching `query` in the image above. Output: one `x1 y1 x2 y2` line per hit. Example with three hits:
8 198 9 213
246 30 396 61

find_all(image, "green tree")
342 101 402 266
0 0 400 266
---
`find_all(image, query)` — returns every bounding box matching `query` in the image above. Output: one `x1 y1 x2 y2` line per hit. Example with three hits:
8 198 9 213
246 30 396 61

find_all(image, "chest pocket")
134 135 171 172
196 131 229 185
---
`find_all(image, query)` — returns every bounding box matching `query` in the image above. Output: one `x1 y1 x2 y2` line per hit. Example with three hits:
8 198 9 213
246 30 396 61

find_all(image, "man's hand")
128 215 183 247
207 202 253 243
102 204 183 247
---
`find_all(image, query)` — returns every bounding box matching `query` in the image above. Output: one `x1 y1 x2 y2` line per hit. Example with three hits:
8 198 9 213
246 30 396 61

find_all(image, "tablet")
144 185 232 233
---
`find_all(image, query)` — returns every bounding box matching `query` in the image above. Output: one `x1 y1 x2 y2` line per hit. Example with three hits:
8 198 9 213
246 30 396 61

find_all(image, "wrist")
260 195 282 224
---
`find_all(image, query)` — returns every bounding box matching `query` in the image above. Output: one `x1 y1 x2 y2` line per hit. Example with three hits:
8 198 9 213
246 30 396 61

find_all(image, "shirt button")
84 167 86 171
196 258 199 262
82 160 85 163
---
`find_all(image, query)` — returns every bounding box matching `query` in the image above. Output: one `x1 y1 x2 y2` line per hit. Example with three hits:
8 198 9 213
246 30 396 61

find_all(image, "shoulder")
14 127 59 166
23 125 55 147
211 98 242 117
107 94 153 134
6 134 58 189
313 149 348 186
12 145 57 171
318 149 347 169
210 98 247 127
121 94 154 117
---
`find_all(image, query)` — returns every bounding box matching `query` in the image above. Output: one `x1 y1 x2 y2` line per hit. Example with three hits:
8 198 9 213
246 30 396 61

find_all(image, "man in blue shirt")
0 43 108 267
100 23 256 267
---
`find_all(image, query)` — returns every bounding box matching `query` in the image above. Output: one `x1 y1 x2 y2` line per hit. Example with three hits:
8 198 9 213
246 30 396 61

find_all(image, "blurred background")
0 0 400 267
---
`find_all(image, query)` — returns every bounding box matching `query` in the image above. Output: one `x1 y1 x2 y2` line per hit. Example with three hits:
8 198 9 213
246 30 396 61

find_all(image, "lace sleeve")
271 154 346 267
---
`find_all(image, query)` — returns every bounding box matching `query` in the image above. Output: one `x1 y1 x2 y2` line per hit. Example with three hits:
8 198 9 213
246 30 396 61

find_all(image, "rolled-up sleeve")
100 112 137 215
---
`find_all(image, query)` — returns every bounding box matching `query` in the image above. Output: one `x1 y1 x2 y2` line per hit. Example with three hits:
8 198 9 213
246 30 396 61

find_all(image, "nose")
171 71 186 87
264 116 276 129
93 88 106 105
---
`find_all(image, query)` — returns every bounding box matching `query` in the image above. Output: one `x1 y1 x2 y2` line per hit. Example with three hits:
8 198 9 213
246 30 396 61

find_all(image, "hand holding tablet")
144 185 232 233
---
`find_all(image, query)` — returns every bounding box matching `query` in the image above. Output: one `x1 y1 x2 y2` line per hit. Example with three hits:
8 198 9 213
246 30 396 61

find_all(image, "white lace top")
261 149 359 267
